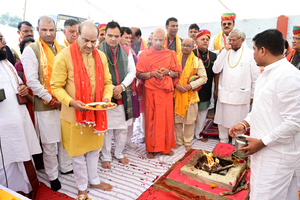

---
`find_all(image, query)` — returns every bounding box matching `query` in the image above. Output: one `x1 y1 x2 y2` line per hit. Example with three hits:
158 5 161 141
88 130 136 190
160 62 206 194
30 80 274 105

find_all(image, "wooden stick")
220 182 248 196
232 169 247 192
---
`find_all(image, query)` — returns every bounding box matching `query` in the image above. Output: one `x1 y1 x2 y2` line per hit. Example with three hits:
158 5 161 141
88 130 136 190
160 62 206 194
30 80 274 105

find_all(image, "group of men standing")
0 11 300 200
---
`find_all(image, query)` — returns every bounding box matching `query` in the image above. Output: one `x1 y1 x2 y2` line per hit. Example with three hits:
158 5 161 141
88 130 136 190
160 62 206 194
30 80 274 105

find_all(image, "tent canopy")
3 0 300 27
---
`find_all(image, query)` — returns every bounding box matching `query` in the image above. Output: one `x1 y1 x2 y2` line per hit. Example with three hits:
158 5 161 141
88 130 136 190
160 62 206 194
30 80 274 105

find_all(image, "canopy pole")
23 0 27 21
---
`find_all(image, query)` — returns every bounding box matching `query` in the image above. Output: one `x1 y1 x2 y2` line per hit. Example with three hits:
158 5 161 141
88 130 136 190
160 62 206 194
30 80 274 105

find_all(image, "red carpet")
137 186 183 200
35 183 74 200
30 174 300 200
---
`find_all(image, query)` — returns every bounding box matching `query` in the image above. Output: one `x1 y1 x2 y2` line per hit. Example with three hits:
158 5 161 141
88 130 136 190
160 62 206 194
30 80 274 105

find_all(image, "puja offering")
85 102 117 110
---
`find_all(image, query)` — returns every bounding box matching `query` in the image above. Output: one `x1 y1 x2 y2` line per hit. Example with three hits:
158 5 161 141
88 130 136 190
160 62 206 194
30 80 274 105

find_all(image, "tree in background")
0 13 22 28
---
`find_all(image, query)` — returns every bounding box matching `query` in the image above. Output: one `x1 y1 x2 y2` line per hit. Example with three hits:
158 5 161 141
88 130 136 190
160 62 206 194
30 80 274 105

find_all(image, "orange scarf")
64 38 70 47
18 36 22 46
37 37 62 104
70 40 107 132
286 49 296 62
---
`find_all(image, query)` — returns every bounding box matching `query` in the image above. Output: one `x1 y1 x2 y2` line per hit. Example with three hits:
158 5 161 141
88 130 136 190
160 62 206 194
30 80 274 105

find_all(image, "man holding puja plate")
51 21 113 199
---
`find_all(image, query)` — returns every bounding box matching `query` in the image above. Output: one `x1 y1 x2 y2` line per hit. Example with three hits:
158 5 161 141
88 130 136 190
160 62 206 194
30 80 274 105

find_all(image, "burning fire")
202 150 219 170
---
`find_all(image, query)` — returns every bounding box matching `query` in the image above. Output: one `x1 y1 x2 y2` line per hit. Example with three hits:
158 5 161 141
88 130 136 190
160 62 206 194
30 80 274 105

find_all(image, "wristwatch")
168 70 171 76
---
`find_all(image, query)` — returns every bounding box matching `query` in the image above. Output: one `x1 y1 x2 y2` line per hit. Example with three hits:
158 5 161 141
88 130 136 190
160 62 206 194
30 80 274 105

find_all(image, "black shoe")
50 178 61 191
60 170 73 175
212 123 218 128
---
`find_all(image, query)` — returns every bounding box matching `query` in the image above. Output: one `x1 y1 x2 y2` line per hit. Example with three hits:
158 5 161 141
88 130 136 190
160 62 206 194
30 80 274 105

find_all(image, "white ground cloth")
37 129 219 199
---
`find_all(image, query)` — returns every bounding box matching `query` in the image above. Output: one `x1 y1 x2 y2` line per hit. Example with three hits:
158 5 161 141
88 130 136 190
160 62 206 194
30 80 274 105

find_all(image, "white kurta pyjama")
244 58 300 200
102 50 136 161
213 43 260 129
0 60 41 192
22 45 72 179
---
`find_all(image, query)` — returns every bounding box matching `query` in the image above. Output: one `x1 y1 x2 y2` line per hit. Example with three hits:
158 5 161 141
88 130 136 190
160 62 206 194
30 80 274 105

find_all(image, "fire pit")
195 150 234 175
180 149 247 190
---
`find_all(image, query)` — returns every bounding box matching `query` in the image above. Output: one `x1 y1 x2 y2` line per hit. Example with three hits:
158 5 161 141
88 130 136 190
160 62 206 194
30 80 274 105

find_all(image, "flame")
202 150 219 170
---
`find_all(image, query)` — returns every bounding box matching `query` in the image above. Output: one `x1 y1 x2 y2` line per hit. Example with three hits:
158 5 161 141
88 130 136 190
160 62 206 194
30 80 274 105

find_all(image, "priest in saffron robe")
136 28 182 159
51 21 113 199
286 25 300 69
209 13 236 55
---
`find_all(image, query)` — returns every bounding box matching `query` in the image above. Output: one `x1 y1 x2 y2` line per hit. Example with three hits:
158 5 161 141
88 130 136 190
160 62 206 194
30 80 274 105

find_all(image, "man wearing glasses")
209 13 236 55
286 25 300 69
11 21 35 63
193 30 218 140
98 21 136 169
174 37 207 151
213 29 260 144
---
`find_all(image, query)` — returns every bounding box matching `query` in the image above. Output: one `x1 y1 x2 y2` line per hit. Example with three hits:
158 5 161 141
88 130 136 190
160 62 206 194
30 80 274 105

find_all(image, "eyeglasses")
228 38 241 43
222 22 233 26
293 37 300 42
0 37 5 44
181 44 192 48
21 30 33 33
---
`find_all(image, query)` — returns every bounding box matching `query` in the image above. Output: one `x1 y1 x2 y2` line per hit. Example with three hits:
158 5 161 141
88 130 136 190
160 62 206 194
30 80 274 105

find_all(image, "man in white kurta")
21 16 72 191
213 29 260 143
229 29 300 200
0 35 41 196
99 21 136 169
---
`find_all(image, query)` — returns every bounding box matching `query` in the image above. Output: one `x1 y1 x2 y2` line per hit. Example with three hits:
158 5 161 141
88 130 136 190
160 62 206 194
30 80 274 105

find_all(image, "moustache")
224 27 229 29
26 35 33 38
